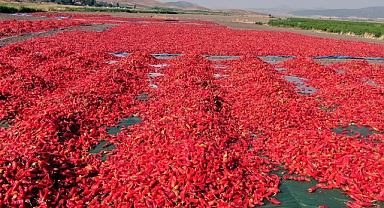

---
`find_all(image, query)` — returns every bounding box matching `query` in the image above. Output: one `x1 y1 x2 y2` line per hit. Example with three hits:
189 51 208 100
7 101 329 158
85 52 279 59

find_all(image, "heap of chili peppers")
0 19 88 38
0 16 384 207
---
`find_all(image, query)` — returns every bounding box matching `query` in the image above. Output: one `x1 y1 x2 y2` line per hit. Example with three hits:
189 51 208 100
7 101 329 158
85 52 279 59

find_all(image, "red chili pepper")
66 199 75 206
88 195 99 206
11 199 25 205
268 197 282 205
10 180 20 193
308 187 318 193
316 183 333 190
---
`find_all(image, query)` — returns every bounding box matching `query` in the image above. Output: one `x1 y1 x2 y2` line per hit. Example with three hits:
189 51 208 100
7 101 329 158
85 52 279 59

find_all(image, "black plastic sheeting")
152 54 182 58
96 24 119 32
203 55 241 60
283 76 318 94
107 53 384 61
258 55 296 59
313 56 384 60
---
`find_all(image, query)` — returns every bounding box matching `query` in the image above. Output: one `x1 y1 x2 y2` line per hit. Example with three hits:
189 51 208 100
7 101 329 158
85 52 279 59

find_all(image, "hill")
116 0 209 11
217 9 266 16
250 5 296 15
165 1 209 11
117 0 172 8
290 6 384 19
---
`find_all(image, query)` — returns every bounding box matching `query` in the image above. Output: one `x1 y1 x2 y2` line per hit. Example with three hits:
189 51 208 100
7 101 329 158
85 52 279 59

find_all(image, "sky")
157 0 384 9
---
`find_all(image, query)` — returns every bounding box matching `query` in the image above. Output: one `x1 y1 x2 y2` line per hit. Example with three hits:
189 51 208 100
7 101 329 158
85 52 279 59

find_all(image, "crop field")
1 13 384 207
268 18 384 39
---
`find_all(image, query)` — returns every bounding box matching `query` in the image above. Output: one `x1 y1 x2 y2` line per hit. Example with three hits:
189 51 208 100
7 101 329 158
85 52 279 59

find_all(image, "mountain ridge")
250 5 297 14
165 1 209 11
250 5 384 19
290 6 384 19
116 0 210 11
117 0 170 8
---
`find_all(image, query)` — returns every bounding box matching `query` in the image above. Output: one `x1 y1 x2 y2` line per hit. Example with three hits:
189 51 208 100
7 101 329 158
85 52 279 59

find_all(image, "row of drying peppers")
0 16 384 207
4 14 384 58
0 19 89 38
29 13 112 18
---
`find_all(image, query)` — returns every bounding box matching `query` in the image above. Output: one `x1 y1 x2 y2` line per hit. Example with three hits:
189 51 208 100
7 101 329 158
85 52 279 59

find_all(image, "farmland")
1 12 384 207
268 18 384 39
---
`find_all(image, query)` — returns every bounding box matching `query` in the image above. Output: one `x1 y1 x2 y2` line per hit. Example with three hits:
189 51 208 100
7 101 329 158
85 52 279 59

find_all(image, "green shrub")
0 5 19 13
19 6 40 13
0 4 43 13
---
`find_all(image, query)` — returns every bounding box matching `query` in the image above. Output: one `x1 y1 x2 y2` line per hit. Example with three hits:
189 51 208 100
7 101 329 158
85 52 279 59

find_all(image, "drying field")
114 12 384 46
1 13 384 207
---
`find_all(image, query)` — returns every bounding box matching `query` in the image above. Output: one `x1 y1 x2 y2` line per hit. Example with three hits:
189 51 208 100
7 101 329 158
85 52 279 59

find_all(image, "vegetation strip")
268 18 384 39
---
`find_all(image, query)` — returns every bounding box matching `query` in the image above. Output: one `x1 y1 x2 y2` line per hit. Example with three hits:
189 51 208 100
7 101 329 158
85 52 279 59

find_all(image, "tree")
80 0 94 6
56 0 74 5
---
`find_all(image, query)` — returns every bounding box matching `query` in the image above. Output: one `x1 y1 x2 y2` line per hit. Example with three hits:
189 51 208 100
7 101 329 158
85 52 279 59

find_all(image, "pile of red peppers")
0 14 384 207
0 19 88 38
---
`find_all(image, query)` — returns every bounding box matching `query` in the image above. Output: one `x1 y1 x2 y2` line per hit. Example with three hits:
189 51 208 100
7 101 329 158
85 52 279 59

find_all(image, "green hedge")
268 18 384 38
0 4 42 13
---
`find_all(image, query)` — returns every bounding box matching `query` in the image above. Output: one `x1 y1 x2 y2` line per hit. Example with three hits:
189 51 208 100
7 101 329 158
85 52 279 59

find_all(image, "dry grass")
363 32 376 39
311 29 324 33
234 18 255 24
343 32 355 36
310 30 383 40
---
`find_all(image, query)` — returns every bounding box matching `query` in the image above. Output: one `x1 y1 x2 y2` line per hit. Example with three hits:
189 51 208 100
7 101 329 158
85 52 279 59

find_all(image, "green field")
268 18 384 38
0 3 43 13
